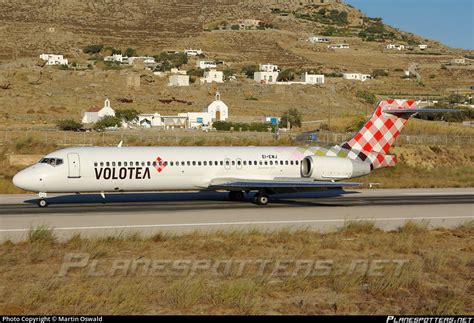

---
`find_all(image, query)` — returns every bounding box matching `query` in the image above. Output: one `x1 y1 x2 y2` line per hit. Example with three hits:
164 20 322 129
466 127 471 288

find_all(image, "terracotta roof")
87 106 102 112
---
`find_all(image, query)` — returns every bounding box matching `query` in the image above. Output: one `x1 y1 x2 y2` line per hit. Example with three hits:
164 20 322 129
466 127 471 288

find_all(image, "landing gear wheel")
37 199 48 208
229 191 245 201
254 194 269 206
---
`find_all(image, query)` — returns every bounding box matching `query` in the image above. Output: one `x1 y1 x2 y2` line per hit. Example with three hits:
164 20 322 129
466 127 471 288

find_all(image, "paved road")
0 188 472 241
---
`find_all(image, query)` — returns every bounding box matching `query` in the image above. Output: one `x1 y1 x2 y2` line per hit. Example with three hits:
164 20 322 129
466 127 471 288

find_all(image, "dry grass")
0 223 472 315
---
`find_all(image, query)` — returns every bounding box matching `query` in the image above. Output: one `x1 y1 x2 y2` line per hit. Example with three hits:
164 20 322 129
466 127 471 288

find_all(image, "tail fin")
340 99 418 169
339 99 457 169
342 99 417 154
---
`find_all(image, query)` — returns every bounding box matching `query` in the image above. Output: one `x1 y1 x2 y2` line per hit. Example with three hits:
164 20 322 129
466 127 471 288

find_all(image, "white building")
259 63 280 72
201 70 224 84
82 98 115 124
300 72 325 84
184 49 203 56
168 74 190 87
104 54 127 63
307 36 330 43
328 44 349 49
386 44 405 50
138 92 229 129
254 71 279 84
343 73 372 82
451 58 466 65
179 92 229 128
419 44 428 50
138 113 163 128
39 54 68 66
196 60 217 69
238 19 261 29
128 56 156 66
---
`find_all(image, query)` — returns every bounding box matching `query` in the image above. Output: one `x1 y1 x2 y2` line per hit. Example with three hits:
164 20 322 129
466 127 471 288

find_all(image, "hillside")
0 0 472 130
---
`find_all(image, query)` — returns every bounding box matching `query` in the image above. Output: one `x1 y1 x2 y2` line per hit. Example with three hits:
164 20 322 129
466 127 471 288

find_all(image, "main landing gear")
252 193 269 206
228 191 269 206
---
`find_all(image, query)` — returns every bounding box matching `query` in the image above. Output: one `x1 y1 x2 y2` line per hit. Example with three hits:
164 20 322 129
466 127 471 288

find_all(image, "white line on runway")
1 215 473 233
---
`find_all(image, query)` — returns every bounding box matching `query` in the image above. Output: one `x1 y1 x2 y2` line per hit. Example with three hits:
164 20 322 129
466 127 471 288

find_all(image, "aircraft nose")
13 170 32 191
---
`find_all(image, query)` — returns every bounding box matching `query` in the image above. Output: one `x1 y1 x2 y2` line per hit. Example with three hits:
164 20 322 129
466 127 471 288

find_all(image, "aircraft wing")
208 178 360 194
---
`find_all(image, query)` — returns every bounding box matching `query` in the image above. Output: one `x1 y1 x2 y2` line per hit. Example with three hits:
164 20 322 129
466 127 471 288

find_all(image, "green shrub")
56 119 83 131
83 44 104 54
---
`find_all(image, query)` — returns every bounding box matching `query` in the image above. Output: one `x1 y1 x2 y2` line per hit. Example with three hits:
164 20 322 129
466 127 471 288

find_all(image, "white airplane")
13 100 453 207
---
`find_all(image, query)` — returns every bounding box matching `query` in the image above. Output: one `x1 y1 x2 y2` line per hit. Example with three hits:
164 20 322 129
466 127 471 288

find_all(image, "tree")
280 109 302 129
94 116 122 131
56 119 83 131
116 109 139 122
277 69 296 82
83 44 104 54
231 24 240 30
241 65 258 78
124 47 137 57
223 67 234 80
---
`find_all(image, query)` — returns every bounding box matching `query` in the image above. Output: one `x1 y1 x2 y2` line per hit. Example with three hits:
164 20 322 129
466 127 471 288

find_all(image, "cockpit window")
39 158 63 167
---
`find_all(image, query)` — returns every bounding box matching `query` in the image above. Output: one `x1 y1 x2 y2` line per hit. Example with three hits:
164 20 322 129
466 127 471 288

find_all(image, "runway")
0 188 473 241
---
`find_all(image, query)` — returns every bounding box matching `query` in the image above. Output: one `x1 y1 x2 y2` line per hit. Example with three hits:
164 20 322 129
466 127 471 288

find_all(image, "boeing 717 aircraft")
13 100 452 207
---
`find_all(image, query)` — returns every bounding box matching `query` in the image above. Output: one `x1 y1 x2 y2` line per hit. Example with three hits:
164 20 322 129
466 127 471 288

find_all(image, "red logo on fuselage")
155 156 167 173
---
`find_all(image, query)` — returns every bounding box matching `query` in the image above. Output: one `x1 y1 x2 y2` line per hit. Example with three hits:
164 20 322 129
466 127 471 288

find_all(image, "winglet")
117 141 123 148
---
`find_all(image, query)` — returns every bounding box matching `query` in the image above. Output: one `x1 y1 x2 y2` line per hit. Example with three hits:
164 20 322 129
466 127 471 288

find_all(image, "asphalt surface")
0 188 473 241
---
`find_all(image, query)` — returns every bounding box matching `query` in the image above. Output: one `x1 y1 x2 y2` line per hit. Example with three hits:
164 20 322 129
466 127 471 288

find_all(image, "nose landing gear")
37 192 48 208
37 199 48 208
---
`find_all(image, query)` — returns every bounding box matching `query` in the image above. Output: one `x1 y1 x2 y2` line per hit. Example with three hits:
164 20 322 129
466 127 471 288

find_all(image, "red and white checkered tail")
341 100 417 167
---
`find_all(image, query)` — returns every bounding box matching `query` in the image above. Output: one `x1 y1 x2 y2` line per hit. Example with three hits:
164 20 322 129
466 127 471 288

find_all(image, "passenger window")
269 161 273 165
141 162 145 166
170 162 174 166
264 161 268 165
243 161 247 166
135 162 139 166
94 162 98 167
209 161 213 166
225 161 230 166
100 162 104 167
231 161 235 166
106 162 110 167
118 162 122 167
147 161 151 167
220 161 223 166
259 161 262 165
124 162 128 166
285 161 289 165
198 161 202 166
192 161 196 166
296 160 299 165
290 161 294 165
187 161 191 166
237 160 242 166
163 161 168 166
203 161 207 166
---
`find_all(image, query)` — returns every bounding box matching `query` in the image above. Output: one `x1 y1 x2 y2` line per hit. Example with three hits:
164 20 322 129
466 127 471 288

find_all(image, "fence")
0 129 473 147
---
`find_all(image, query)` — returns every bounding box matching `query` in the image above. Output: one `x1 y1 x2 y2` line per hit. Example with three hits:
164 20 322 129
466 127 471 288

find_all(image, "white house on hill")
301 72 325 84
39 54 68 65
82 98 115 124
343 73 372 82
201 70 224 84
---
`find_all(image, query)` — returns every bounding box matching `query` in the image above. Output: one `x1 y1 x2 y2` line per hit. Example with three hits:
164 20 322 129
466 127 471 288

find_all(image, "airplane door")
67 153 81 178
224 158 231 170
